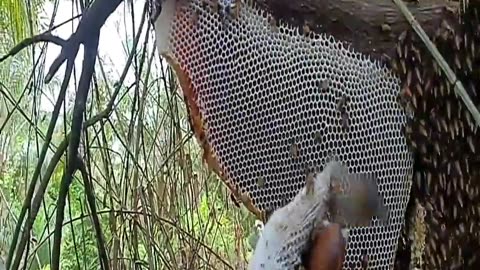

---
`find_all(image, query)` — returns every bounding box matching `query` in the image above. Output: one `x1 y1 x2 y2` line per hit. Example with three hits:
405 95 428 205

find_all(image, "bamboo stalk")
392 0 480 127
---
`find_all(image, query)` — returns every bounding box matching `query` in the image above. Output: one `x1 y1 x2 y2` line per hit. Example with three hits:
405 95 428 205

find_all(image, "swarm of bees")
392 2 480 268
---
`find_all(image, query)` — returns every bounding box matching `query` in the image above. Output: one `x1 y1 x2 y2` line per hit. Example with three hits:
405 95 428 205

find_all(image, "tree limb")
45 0 124 83
50 29 100 270
255 0 458 60
50 2 125 268
0 33 66 63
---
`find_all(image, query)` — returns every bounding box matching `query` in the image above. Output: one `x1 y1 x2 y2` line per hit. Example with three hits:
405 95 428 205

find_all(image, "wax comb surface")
154 0 414 268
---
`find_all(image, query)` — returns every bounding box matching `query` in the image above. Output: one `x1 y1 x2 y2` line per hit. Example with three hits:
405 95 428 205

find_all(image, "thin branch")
48 14 83 33
0 33 66 63
77 157 110 270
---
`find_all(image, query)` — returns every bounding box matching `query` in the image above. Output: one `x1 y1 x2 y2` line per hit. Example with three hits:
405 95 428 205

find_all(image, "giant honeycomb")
154 0 414 268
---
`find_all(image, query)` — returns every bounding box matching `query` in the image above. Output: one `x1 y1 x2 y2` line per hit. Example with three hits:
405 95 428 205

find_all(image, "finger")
308 223 347 270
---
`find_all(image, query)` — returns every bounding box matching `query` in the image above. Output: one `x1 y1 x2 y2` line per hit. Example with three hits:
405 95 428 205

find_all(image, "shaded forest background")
0 0 258 269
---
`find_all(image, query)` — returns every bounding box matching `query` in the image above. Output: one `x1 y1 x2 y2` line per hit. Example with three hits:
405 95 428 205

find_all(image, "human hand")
248 160 384 270
304 223 346 270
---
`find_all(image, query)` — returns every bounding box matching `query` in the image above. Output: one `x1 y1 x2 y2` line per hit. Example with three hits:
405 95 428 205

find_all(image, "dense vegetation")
0 1 257 269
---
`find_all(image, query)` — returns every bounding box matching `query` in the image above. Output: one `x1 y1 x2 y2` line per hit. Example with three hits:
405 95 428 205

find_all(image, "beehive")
153 0 417 268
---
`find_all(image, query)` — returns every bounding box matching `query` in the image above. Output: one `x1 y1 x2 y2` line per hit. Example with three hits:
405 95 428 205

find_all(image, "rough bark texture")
254 0 459 60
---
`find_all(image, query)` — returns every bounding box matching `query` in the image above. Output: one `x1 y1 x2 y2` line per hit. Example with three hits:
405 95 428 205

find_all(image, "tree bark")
254 0 459 60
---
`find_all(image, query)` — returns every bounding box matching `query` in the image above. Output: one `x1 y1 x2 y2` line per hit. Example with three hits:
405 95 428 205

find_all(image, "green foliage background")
0 0 259 269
